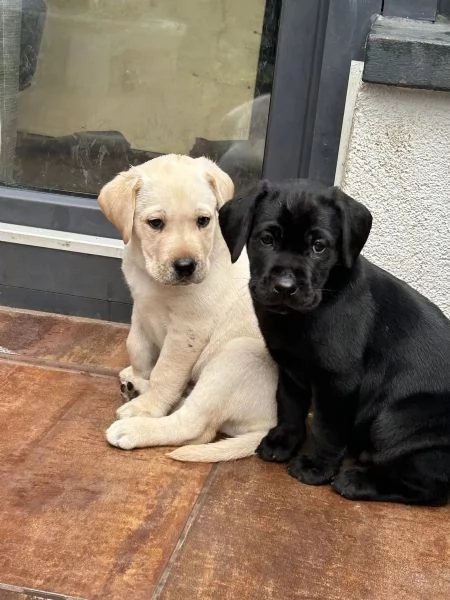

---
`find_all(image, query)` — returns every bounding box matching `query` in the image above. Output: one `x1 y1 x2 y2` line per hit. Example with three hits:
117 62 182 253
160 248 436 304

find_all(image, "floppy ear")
329 186 372 268
195 157 234 208
218 180 269 263
98 169 142 244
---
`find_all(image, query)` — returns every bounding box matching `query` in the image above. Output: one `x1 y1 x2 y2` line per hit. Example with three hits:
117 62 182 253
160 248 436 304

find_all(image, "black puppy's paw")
331 466 374 500
120 381 140 403
288 454 337 485
256 426 302 463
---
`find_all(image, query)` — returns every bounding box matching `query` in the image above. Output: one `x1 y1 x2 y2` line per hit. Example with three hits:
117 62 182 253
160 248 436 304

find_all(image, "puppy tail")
166 431 267 463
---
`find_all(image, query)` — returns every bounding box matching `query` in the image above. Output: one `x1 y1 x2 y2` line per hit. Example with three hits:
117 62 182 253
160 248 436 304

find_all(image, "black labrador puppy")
219 179 450 505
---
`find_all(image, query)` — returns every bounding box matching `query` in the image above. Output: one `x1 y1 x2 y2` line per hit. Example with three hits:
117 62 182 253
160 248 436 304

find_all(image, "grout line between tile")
0 305 130 329
0 581 88 600
150 464 220 600
0 353 120 379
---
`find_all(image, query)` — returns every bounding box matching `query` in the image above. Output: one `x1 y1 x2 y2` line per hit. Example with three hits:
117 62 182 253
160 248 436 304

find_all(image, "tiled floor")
0 308 448 600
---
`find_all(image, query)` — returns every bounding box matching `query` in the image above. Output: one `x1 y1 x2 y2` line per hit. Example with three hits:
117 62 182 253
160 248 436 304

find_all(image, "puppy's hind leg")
332 448 450 506
119 366 150 402
106 397 217 450
169 337 278 462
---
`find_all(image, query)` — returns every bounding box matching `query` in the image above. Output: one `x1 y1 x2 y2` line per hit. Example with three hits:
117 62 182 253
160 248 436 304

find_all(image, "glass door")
0 0 280 197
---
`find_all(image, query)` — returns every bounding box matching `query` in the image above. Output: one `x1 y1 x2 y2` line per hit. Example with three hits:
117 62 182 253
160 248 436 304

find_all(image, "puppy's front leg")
127 309 156 379
257 368 311 463
288 386 357 485
120 310 157 401
117 326 204 419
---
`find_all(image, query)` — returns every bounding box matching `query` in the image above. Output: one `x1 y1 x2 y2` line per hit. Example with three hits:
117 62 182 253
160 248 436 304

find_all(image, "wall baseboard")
0 221 124 258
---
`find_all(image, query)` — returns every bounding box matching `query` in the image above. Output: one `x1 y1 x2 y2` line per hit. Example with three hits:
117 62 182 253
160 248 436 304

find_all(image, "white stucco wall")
336 62 450 317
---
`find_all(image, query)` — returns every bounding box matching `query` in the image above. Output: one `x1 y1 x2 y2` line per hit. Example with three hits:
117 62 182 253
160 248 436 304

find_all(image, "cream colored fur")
98 154 276 462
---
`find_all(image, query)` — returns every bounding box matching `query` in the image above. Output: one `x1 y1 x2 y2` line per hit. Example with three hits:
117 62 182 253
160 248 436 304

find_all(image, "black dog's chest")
255 300 366 387
257 310 343 376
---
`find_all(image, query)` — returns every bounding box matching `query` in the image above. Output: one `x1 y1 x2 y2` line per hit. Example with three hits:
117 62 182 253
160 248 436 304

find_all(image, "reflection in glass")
0 0 279 196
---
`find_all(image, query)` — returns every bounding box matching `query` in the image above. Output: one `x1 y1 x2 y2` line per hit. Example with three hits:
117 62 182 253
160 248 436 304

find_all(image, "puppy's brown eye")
147 218 164 230
312 240 326 254
197 216 210 228
260 232 274 246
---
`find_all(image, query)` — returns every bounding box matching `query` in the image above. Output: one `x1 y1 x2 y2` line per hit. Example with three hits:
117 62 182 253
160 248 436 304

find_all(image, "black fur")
219 179 450 505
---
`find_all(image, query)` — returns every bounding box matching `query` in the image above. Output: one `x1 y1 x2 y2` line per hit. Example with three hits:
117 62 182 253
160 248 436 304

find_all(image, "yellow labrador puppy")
98 155 276 461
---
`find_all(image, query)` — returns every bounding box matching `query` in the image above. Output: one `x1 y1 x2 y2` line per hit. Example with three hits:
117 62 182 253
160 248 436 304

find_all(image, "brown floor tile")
2 309 449 600
0 361 211 600
158 459 450 600
0 308 129 373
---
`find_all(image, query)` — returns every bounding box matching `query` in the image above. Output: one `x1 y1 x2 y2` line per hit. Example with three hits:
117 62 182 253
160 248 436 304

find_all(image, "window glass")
0 0 279 196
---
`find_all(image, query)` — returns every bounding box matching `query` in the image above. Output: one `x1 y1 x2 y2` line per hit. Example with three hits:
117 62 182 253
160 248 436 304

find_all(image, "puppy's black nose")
273 276 298 296
173 258 196 277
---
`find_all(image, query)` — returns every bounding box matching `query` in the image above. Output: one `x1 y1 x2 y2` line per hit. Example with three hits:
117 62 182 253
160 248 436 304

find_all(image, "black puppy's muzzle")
273 273 298 296
252 267 319 312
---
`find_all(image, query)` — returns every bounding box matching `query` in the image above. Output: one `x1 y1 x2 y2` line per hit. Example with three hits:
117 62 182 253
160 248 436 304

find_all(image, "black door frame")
263 0 442 185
